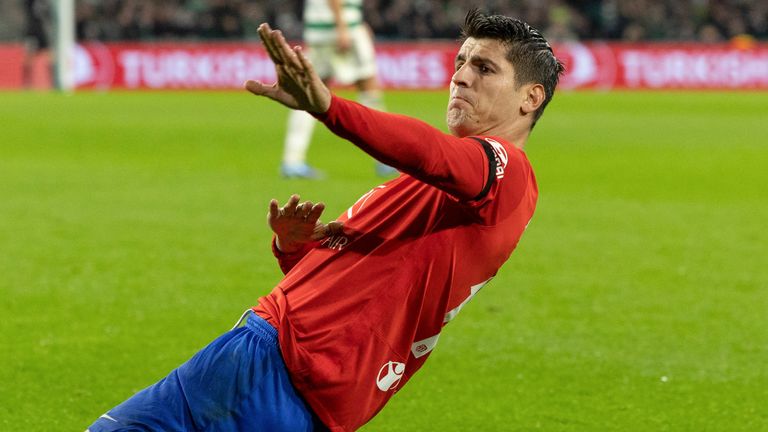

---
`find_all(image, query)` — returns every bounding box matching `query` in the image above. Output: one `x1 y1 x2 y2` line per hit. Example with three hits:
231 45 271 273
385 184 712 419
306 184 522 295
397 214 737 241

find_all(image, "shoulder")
470 136 531 181
465 136 535 213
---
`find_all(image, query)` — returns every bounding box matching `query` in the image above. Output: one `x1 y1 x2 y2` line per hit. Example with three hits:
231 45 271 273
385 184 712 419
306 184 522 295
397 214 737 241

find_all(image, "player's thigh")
350 25 377 80
85 329 248 432
328 26 377 84
88 324 316 431
177 324 317 431
306 44 334 81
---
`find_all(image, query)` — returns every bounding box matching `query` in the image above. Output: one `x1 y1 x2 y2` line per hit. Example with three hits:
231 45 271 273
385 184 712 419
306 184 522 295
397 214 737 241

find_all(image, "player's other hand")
268 194 343 253
336 28 352 53
245 23 332 114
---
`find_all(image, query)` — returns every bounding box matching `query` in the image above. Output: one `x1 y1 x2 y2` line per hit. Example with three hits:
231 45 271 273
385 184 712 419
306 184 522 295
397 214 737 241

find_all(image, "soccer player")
86 9 564 432
280 0 394 178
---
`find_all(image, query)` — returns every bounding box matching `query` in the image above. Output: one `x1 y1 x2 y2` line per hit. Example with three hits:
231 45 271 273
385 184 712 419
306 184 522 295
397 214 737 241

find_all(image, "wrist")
311 94 336 118
274 236 303 254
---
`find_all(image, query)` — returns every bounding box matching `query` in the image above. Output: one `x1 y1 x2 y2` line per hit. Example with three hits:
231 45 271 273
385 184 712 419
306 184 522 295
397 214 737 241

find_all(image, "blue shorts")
87 311 326 432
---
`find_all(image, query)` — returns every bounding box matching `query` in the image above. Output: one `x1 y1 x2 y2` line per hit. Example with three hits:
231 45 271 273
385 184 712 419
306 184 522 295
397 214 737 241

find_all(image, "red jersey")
253 96 538 431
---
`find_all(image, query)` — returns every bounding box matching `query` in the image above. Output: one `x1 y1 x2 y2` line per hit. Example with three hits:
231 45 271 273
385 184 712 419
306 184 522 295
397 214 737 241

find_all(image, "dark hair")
461 9 565 129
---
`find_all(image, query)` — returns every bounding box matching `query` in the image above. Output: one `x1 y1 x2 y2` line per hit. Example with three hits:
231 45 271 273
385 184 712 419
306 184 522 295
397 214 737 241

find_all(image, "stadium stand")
0 0 765 43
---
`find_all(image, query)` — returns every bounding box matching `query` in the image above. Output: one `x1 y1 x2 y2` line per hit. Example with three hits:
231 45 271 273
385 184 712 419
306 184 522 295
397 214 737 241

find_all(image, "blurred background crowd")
1 0 766 48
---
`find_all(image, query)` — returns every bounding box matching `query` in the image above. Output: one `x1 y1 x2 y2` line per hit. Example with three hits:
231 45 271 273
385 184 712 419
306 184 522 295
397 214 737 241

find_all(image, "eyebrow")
454 53 502 70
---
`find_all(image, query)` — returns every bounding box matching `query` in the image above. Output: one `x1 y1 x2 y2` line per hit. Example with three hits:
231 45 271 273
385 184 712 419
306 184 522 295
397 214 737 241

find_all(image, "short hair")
460 9 565 129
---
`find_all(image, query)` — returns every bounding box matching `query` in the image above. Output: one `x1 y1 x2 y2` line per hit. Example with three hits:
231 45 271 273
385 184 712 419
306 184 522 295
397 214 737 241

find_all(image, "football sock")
283 110 316 165
359 90 396 176
358 91 385 111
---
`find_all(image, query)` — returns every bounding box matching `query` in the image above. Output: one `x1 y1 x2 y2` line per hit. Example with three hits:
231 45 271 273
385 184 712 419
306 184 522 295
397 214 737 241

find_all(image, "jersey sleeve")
271 236 319 275
458 138 536 225
314 95 495 202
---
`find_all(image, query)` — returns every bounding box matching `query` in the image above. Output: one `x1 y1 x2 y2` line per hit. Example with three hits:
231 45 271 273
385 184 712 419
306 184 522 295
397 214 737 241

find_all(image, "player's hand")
245 23 332 114
268 194 343 253
336 28 352 53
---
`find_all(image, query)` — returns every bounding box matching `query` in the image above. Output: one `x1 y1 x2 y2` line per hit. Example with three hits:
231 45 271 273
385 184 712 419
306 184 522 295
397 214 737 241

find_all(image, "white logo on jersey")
444 277 493 324
347 185 386 220
485 138 508 179
411 334 440 358
319 234 349 251
376 361 405 391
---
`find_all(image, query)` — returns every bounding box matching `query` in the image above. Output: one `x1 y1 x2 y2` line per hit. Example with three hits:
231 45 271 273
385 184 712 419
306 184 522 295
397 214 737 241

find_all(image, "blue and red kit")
253 95 538 431
88 95 537 432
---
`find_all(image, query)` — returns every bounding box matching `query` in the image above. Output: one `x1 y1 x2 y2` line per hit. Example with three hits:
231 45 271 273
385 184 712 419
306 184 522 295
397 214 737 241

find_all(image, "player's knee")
358 90 383 109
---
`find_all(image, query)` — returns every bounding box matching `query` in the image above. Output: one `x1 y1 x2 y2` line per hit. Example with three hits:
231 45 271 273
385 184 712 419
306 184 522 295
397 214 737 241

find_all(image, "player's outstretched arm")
268 194 343 254
245 23 332 114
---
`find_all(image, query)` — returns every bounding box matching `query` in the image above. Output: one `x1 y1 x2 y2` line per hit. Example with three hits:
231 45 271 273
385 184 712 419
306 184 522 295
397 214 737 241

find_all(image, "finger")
297 201 313 219
310 220 343 241
263 28 292 68
258 23 284 65
294 201 307 218
326 221 344 236
244 80 277 97
257 22 273 36
284 194 300 214
268 199 279 220
261 27 295 71
244 79 299 109
305 202 325 225
257 23 277 59
295 46 318 81
310 221 327 240
273 30 302 70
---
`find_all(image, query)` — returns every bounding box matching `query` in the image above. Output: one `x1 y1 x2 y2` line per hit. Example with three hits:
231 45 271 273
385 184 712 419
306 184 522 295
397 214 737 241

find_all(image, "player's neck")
480 122 530 150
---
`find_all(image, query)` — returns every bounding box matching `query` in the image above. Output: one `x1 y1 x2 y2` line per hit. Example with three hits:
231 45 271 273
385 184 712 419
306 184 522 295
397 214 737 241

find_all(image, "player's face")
447 37 524 137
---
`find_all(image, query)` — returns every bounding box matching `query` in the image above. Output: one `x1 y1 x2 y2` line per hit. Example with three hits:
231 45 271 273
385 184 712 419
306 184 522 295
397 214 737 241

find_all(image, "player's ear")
521 84 545 114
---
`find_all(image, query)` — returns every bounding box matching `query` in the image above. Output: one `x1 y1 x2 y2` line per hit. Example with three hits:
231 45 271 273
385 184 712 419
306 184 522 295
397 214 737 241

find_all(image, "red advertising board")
71 41 461 90
4 41 767 90
555 42 768 90
0 44 25 89
72 42 277 90
74 41 768 91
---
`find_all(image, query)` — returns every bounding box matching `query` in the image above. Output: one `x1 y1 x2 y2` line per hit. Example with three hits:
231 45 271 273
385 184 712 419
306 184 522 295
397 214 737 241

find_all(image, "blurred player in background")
280 0 395 178
22 0 51 89
87 9 564 432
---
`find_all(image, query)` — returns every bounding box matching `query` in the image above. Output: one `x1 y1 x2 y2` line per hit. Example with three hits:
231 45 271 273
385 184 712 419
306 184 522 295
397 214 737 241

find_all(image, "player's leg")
348 25 382 109
355 76 396 176
213 312 327 431
282 110 322 178
86 312 323 432
280 44 331 179
351 25 397 177
86 366 197 431
356 76 384 110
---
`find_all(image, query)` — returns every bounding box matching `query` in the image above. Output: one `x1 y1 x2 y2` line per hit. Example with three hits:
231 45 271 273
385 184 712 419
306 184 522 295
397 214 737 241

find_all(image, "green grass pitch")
1 89 767 431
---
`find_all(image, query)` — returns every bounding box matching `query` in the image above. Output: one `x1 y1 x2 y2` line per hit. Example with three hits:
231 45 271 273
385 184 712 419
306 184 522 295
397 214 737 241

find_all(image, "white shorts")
307 25 377 85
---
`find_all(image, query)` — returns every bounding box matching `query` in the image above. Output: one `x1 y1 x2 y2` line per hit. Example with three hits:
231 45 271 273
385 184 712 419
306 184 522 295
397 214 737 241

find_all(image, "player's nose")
451 64 471 88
